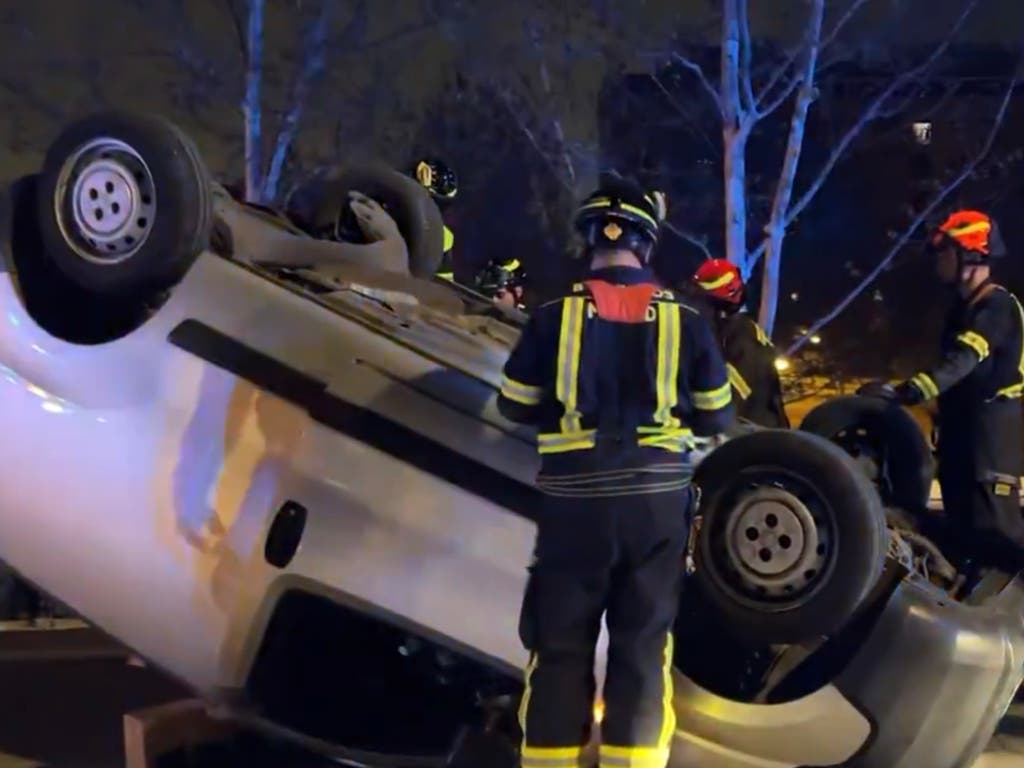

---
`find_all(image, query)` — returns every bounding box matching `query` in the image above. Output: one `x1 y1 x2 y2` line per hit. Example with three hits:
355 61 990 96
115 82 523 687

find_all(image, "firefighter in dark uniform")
892 210 1024 575
475 257 528 309
692 258 790 428
411 158 459 281
497 177 734 768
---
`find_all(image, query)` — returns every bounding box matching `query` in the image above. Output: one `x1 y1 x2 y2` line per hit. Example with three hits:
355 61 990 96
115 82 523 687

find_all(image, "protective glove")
893 380 925 406
856 380 899 400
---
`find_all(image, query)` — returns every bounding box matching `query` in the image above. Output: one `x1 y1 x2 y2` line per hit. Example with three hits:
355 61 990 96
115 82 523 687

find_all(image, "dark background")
2 0 1024 377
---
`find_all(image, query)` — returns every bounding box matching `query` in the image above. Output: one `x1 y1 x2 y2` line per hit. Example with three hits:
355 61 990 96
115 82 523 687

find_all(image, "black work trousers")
518 486 693 768
935 400 1024 575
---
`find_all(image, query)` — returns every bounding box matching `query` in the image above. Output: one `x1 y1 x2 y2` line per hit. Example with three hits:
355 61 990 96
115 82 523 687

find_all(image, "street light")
809 334 822 345
775 357 791 372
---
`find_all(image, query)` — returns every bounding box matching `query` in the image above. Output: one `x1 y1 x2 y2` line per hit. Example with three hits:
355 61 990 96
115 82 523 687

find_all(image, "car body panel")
0 187 1021 767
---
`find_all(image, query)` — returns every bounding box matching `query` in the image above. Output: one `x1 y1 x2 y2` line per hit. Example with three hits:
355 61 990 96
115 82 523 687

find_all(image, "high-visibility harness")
534 295 730 456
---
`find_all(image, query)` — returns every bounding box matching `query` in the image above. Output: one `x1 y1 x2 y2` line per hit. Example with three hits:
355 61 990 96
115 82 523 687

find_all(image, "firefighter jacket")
907 280 1024 480
717 312 790 429
435 225 456 281
497 266 735 495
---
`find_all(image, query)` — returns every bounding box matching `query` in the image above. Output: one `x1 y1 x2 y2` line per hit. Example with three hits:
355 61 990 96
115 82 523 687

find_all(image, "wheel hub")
55 138 157 265
723 487 825 596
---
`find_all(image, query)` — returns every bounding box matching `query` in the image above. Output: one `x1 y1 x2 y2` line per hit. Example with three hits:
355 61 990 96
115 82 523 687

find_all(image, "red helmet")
930 209 1006 261
693 258 744 304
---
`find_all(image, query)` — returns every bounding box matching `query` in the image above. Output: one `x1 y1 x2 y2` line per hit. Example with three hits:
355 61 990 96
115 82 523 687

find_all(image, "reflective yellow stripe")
443 225 455 253
501 258 521 272
519 653 537 757
577 198 659 230
556 297 586 435
693 381 731 411
695 272 735 291
956 330 990 360
637 426 694 453
911 372 939 400
537 430 597 454
500 376 543 405
948 221 991 237
726 363 751 400
523 746 586 767
653 302 682 428
436 271 454 281
658 632 676 748
753 322 772 346
599 745 672 768
997 294 1024 399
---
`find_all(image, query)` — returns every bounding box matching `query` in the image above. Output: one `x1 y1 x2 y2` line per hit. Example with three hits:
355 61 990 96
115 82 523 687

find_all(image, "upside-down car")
0 111 1020 768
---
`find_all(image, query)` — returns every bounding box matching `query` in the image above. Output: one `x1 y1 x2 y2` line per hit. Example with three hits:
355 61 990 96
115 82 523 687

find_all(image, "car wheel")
285 163 445 278
36 111 213 295
800 394 934 514
693 429 888 645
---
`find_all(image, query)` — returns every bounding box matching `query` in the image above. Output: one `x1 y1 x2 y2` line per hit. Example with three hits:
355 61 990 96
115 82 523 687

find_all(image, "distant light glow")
809 334 822 345
41 401 64 414
913 121 932 145
790 292 799 301
594 699 605 724
775 357 791 372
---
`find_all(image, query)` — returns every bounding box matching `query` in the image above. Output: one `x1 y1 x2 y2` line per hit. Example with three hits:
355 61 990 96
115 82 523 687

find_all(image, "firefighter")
475 257 528 309
411 158 459 281
890 210 1024 575
692 258 790 428
497 176 734 768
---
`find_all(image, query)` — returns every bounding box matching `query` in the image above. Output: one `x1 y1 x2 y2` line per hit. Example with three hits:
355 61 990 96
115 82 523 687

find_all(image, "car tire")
285 163 445 278
36 111 213 295
800 394 934 514
693 429 888 645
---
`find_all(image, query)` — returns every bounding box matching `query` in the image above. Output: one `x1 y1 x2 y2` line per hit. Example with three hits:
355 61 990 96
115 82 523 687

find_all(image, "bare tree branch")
649 74 720 156
664 220 712 260
779 0 981 231
755 69 803 120
496 87 573 193
820 0 871 49
786 59 1021 356
672 52 723 115
222 0 246 63
737 0 756 112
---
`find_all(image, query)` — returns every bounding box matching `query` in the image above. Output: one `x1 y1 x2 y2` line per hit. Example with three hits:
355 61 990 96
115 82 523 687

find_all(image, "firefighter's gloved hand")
893 380 925 406
856 380 897 400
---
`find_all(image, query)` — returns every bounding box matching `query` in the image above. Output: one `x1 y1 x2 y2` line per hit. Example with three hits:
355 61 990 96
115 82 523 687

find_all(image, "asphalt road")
0 626 1021 768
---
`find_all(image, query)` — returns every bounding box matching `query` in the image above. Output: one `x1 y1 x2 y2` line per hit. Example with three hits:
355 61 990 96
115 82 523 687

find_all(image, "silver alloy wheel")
53 137 157 265
722 486 828 598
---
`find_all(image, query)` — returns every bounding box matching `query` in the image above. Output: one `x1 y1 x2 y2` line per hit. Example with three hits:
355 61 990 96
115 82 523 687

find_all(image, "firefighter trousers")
518 486 694 768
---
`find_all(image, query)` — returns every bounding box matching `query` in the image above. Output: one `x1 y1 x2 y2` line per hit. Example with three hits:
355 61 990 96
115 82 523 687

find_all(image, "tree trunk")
758 226 785 336
757 0 825 336
723 126 749 273
242 0 265 203
261 1 333 204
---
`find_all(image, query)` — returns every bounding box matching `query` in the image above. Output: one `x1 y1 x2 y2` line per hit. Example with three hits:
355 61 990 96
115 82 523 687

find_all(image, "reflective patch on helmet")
603 222 623 240
416 161 433 188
